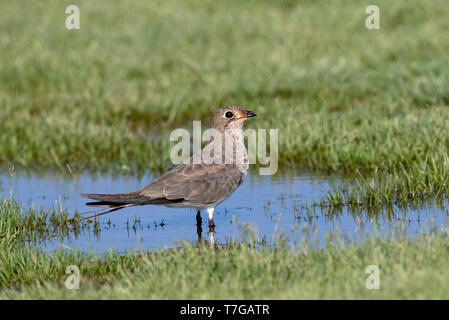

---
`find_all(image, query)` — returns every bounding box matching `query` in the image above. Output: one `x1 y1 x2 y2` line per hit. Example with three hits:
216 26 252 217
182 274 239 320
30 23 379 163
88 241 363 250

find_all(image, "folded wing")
140 163 246 207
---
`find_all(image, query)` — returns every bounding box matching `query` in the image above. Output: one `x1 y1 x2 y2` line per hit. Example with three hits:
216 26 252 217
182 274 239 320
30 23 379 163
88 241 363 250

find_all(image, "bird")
80 106 257 229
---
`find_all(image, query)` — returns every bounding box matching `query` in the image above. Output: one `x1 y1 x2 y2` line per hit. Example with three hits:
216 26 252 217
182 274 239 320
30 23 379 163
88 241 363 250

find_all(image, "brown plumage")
81 106 256 224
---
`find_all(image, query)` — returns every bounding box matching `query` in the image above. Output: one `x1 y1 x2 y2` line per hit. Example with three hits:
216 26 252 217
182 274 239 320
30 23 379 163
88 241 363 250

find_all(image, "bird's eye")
225 111 234 119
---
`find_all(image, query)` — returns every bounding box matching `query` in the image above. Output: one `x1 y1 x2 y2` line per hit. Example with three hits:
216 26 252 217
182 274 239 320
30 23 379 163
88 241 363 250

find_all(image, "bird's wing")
140 163 246 206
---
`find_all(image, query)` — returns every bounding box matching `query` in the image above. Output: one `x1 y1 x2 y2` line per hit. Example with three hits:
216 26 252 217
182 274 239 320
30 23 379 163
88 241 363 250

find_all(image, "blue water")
0 169 447 253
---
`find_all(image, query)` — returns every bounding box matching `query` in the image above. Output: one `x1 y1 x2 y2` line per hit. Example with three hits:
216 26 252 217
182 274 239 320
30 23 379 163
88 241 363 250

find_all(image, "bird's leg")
206 207 215 228
206 207 216 245
196 210 202 240
196 210 202 224
208 222 215 244
208 226 216 245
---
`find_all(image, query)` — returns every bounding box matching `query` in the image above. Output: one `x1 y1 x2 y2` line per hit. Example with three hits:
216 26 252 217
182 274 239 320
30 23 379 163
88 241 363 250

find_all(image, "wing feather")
140 163 246 206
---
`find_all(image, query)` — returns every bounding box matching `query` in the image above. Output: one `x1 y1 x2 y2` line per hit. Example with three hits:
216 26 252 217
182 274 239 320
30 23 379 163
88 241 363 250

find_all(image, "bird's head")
212 106 257 131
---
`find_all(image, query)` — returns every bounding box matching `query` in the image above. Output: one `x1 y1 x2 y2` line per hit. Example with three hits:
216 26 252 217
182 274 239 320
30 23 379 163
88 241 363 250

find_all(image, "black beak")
245 110 257 118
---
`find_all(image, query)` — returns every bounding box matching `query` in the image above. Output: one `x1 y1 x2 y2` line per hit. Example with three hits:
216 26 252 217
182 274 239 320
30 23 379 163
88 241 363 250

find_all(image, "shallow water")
1 169 447 253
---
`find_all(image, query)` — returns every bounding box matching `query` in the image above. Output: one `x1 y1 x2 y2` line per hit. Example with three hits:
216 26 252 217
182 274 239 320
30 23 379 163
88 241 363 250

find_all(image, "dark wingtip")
85 201 122 207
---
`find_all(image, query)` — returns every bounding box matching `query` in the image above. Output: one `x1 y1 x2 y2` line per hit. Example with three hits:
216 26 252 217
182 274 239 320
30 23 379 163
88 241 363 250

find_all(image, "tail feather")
81 191 151 205
82 191 185 207
78 191 185 220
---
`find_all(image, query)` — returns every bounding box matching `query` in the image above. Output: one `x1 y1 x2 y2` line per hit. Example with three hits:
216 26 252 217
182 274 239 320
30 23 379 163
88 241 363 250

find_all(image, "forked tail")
78 191 183 220
78 191 149 220
81 191 153 206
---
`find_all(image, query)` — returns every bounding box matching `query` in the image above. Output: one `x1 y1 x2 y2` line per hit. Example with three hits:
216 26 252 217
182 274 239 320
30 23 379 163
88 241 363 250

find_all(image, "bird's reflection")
208 225 215 244
196 211 216 244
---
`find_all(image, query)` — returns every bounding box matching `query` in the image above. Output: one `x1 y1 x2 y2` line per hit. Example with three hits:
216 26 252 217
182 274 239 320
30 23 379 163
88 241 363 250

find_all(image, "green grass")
2 198 449 299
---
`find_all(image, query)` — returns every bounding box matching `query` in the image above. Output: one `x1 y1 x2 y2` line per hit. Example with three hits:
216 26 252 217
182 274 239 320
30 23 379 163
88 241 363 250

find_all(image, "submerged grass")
1 0 449 205
324 157 449 208
2 197 449 299
0 197 83 247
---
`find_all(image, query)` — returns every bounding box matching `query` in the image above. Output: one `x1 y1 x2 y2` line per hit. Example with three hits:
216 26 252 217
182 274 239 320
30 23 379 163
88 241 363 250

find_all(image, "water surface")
1 169 447 253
